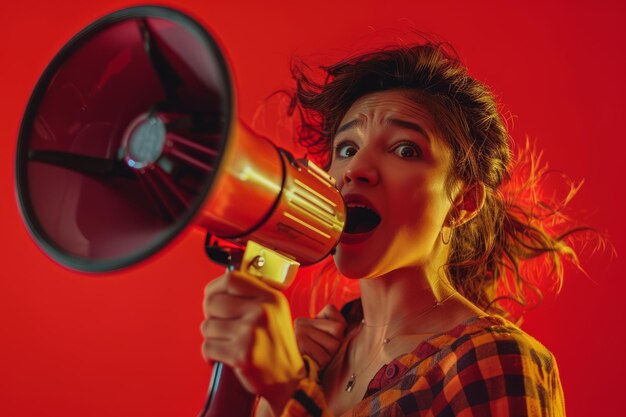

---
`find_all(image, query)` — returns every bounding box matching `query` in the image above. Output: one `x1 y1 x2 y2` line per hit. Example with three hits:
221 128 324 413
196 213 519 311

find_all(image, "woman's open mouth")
344 205 381 234
340 199 382 244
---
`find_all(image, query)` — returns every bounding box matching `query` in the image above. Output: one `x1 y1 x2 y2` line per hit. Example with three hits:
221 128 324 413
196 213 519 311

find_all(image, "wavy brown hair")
287 40 589 320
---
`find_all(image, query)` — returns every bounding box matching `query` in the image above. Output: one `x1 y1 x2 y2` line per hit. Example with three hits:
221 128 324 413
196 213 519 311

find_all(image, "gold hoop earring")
441 218 456 245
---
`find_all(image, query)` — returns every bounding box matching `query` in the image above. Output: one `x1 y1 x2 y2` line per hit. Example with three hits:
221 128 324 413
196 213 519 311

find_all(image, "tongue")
353 221 376 234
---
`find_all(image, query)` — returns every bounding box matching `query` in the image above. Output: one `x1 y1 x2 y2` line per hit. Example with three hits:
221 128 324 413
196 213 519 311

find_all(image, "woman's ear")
450 182 486 226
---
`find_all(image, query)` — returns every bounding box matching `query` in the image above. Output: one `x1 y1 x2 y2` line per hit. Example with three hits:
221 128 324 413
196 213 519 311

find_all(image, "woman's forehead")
338 90 438 132
329 89 455 168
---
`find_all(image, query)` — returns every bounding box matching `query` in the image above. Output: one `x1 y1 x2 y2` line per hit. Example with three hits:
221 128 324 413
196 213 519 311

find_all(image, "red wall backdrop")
1 1 624 416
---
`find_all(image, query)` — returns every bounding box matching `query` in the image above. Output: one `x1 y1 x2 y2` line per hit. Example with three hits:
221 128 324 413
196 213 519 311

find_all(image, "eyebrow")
335 117 430 143
385 118 430 142
336 119 360 135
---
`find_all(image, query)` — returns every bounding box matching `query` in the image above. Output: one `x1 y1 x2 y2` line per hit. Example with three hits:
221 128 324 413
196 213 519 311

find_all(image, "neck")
359 264 454 334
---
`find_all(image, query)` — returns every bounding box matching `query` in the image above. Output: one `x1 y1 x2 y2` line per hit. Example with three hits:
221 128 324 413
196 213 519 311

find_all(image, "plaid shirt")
280 300 565 417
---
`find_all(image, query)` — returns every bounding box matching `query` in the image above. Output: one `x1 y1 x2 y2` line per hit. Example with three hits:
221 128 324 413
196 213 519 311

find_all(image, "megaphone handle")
198 361 257 417
199 242 299 417
198 260 257 417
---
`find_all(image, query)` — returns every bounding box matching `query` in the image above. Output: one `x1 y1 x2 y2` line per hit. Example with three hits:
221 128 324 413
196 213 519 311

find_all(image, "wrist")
266 377 303 417
265 358 308 417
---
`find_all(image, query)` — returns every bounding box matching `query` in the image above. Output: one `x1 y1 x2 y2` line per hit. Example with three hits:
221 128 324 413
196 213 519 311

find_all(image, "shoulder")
417 315 565 416
439 315 558 371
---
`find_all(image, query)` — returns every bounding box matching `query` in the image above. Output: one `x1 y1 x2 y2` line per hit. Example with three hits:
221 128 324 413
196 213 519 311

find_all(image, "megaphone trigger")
203 234 243 267
240 240 299 291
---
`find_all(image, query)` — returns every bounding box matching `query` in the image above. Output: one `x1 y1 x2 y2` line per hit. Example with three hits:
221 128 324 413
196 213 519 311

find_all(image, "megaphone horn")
15 6 346 280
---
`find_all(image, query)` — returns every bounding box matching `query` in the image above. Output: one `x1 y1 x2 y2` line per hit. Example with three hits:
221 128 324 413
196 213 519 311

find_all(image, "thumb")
316 304 346 325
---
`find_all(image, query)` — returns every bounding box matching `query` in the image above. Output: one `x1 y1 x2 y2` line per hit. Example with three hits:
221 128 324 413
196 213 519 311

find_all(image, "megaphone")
15 6 345 417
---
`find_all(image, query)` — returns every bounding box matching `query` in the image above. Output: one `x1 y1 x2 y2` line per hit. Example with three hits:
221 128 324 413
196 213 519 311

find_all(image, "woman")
201 40 575 416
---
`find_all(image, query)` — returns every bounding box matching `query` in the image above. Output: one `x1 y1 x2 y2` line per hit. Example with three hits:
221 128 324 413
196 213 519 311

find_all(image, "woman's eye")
335 142 358 158
393 143 421 159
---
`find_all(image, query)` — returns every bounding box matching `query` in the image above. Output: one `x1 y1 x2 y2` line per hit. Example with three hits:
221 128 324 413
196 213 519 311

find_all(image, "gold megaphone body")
200 120 344 286
15 6 345 286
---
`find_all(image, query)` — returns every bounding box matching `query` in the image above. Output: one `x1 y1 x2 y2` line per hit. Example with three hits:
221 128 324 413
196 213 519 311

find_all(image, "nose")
343 151 379 187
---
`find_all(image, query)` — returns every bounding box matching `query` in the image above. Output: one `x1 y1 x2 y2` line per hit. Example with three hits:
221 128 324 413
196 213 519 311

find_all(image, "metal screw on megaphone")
251 255 266 269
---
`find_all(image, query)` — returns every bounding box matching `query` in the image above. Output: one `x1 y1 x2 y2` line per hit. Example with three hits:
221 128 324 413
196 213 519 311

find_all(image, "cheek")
391 179 450 230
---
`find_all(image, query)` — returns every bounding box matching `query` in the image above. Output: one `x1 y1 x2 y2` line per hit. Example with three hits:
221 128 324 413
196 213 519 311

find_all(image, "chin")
333 246 381 279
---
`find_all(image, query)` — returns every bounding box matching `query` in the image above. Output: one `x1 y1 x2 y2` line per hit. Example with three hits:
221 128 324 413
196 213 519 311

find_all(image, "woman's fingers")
298 333 332 367
203 271 278 320
296 316 346 340
317 304 346 323
201 269 305 405
201 315 237 341
225 270 282 301
294 318 342 350
201 331 244 366
294 305 347 369
204 292 256 320
201 270 300 365
316 304 348 337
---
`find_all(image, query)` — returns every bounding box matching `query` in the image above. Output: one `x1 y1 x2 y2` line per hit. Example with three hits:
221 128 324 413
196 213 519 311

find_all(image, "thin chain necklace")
344 292 456 393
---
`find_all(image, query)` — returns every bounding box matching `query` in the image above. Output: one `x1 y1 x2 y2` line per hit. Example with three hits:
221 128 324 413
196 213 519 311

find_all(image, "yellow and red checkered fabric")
281 300 565 417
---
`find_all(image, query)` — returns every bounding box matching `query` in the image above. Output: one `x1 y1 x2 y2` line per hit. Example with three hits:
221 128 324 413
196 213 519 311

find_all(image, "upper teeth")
347 203 369 209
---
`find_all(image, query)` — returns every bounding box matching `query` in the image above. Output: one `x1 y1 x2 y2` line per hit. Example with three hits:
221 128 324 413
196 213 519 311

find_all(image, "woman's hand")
294 304 347 370
201 271 306 414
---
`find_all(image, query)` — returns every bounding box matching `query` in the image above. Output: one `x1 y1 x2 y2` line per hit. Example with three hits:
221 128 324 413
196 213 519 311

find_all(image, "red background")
1 1 624 416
